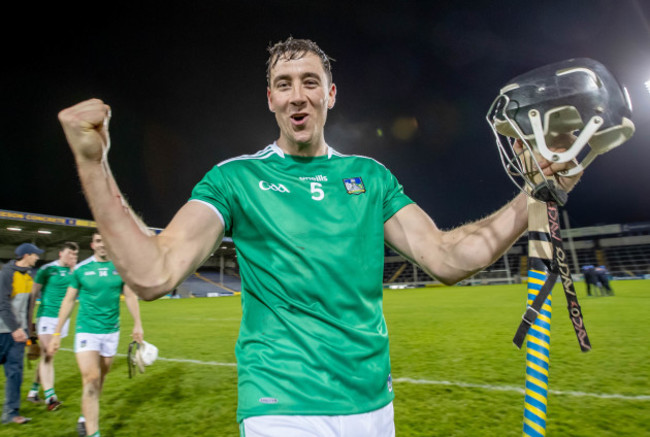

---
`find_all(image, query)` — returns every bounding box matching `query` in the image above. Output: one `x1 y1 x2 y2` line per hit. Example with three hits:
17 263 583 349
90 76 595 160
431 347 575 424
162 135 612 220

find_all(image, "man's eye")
277 82 290 89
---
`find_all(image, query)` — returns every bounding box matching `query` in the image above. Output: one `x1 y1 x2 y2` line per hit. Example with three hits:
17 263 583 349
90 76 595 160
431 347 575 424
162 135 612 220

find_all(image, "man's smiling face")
267 52 336 153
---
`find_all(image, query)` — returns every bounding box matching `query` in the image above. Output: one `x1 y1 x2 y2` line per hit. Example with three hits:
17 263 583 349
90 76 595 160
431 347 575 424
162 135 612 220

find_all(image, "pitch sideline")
60 348 649 401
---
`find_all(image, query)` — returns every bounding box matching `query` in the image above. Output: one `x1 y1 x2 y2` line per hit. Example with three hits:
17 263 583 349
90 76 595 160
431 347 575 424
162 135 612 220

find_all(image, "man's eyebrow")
272 72 322 86
272 74 292 85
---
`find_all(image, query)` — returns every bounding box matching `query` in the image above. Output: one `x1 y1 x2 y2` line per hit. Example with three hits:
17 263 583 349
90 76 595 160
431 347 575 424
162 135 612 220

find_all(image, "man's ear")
267 87 275 113
327 83 337 110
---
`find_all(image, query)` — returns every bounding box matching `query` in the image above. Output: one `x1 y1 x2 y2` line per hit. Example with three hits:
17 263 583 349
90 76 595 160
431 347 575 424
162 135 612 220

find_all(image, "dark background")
3 1 649 230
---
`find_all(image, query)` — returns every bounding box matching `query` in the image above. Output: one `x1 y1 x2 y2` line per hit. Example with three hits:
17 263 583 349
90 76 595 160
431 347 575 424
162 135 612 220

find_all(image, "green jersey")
70 256 123 334
190 143 414 421
34 260 74 318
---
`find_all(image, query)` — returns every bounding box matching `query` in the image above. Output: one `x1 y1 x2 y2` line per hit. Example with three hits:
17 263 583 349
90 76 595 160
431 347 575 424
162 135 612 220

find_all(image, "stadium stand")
2 209 649 294
383 221 650 287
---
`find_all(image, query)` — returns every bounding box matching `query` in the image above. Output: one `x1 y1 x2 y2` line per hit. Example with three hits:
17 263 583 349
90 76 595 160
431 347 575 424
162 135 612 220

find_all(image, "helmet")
486 58 635 204
128 341 159 376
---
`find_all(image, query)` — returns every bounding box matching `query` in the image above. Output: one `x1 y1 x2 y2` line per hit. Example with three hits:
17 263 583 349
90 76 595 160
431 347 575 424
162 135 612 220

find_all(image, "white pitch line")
60 349 649 401
394 377 650 401
61 348 237 367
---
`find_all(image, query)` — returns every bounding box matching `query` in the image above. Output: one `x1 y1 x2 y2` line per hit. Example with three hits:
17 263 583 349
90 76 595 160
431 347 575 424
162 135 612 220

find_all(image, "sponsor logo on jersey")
84 271 96 276
299 175 328 182
343 177 366 195
259 180 290 193
259 397 278 404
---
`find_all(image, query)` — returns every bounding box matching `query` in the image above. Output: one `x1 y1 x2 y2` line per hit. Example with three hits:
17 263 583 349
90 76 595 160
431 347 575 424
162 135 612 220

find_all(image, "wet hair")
61 241 79 252
266 37 334 86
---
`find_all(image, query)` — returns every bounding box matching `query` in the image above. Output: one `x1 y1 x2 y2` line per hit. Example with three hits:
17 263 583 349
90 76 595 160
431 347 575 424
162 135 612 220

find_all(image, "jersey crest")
343 177 366 195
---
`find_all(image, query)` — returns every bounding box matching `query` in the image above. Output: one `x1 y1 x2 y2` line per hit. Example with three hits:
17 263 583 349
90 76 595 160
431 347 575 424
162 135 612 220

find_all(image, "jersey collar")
271 142 335 159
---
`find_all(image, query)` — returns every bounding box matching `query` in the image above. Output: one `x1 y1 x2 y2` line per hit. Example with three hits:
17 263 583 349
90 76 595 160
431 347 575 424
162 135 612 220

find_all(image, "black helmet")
486 58 635 204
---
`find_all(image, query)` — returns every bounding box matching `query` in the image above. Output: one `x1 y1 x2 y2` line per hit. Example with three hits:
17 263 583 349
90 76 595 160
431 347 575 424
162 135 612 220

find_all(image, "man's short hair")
61 241 79 252
266 37 334 86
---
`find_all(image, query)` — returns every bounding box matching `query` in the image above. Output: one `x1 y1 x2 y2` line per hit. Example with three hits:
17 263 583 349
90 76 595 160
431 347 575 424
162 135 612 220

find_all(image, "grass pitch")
2 280 648 436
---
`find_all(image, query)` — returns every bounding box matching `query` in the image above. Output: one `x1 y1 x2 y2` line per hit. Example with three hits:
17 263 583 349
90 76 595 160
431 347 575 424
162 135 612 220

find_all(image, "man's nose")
289 85 306 104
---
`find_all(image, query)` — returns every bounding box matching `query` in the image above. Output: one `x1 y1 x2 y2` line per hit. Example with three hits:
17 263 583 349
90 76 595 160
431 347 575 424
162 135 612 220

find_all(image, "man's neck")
15 259 30 268
277 138 328 157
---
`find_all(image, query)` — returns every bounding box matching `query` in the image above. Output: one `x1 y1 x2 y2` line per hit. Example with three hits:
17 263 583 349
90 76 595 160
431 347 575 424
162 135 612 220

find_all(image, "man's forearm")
76 161 168 291
441 193 528 281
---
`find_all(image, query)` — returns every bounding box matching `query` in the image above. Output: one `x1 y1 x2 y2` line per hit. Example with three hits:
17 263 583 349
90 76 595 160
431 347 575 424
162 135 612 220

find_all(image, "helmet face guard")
486 58 635 205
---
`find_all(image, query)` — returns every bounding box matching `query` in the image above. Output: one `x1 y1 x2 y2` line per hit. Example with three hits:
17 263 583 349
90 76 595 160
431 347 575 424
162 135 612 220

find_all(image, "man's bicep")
158 201 226 285
384 204 449 278
385 204 439 260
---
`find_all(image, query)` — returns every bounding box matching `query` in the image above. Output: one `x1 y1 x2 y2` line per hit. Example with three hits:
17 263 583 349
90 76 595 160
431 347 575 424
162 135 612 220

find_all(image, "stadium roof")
0 209 235 263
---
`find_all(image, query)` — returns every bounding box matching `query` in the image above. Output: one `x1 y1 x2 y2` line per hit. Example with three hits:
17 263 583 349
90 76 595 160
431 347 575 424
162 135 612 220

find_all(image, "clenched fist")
58 98 112 165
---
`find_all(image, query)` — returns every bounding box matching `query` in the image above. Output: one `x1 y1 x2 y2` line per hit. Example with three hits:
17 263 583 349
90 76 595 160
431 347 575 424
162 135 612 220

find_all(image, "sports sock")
45 388 57 402
88 432 100 437
31 382 40 392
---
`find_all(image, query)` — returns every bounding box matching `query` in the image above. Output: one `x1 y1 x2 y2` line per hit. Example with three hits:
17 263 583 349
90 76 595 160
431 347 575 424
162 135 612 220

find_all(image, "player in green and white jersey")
190 144 413 422
58 38 583 436
48 233 144 437
26 241 79 410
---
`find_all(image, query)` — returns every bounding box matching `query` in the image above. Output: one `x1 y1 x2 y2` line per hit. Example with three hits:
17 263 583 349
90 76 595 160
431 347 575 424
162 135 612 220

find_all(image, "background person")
595 265 614 296
582 265 600 296
26 241 79 410
48 233 144 437
0 243 43 425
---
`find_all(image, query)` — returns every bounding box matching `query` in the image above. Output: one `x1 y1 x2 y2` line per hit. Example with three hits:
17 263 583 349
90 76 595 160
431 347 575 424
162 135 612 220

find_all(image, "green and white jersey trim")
190 143 414 421
34 260 74 318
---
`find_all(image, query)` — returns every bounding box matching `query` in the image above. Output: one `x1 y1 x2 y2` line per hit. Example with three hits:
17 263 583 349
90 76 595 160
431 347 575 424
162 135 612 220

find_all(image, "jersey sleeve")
69 269 81 290
34 266 48 285
188 164 234 233
381 166 414 222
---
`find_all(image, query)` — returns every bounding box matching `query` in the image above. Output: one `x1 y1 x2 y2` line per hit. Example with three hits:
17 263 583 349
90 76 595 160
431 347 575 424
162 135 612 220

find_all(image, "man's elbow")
129 281 174 302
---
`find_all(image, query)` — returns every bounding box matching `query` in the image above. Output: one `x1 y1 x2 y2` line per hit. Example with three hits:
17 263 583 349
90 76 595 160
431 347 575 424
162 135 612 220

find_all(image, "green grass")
2 280 649 436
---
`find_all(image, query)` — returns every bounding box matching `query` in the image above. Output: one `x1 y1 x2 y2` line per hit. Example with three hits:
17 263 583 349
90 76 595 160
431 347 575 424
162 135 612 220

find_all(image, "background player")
26 241 79 410
48 233 144 437
57 38 580 436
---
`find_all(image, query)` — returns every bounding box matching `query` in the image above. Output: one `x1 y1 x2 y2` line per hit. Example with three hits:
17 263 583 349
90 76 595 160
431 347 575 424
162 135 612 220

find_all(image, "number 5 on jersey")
311 182 324 201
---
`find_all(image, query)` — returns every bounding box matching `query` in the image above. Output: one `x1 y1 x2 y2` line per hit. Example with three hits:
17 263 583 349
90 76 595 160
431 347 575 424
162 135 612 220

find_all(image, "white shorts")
240 401 395 437
37 317 70 338
74 332 120 357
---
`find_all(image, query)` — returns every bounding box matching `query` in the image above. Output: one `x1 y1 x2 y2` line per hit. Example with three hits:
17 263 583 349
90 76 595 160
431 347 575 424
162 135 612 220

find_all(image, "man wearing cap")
0 242 44 425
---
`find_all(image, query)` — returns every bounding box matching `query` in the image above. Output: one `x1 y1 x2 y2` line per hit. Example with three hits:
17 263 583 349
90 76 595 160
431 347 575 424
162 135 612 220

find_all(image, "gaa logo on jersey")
343 177 366 195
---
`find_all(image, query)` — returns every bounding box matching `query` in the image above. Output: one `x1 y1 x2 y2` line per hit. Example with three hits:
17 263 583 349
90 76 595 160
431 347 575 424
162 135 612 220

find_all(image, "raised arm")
386 137 581 285
58 99 223 299
385 195 528 285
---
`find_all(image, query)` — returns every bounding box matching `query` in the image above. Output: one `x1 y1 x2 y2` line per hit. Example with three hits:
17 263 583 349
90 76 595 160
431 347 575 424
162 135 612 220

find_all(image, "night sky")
3 1 649 231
